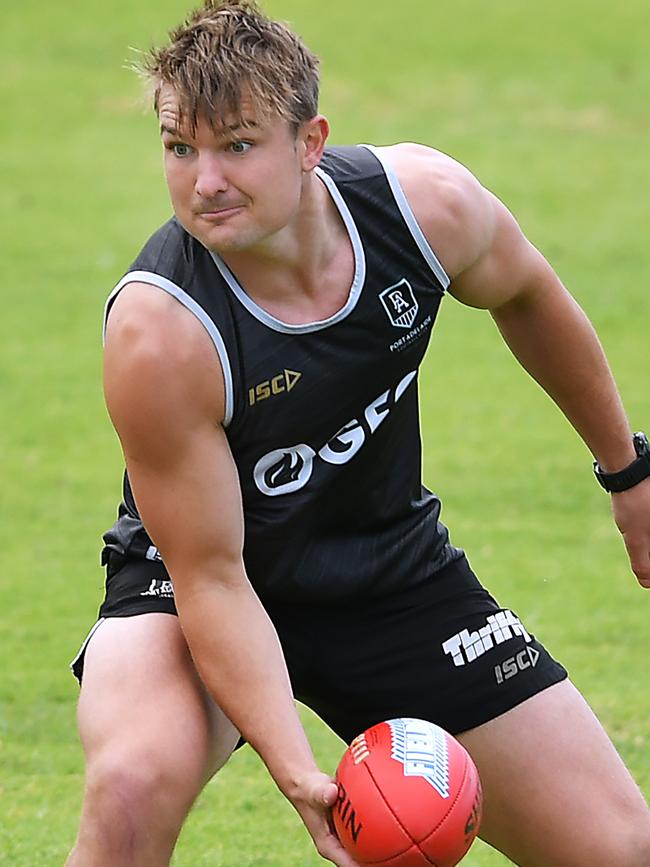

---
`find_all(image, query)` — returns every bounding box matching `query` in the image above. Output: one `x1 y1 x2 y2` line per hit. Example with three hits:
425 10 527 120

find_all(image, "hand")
611 477 650 588
286 770 361 867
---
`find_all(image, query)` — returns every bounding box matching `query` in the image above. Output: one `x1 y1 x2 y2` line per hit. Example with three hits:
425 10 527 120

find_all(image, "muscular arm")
104 283 358 865
454 190 633 473
383 143 650 586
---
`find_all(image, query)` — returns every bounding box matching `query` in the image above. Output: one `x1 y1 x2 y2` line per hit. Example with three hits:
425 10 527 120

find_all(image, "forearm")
491 280 636 471
175 576 317 796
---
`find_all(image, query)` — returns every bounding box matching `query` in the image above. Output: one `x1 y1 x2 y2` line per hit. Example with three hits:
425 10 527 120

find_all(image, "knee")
614 824 650 867
81 754 195 843
88 758 166 810
522 800 650 867
538 823 650 867
585 810 650 867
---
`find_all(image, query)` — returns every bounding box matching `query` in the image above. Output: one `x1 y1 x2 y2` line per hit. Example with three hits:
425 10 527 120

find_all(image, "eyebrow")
159 120 259 137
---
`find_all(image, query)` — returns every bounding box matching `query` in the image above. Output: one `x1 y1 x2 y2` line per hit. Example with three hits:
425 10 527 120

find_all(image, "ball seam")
416 751 472 855
364 762 440 867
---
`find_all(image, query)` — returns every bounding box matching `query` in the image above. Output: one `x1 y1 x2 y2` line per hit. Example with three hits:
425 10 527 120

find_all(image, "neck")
219 170 346 302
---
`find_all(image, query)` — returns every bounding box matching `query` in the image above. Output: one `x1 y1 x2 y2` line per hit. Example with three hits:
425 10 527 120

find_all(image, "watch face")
633 432 650 456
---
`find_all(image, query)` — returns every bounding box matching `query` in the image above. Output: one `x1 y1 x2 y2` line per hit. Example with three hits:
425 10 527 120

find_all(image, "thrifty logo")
441 611 531 667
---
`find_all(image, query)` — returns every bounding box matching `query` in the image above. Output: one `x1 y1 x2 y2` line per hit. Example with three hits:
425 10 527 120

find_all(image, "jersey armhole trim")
360 144 450 291
103 270 235 427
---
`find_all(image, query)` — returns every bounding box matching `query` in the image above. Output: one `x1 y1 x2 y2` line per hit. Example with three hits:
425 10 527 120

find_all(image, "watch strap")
593 432 650 493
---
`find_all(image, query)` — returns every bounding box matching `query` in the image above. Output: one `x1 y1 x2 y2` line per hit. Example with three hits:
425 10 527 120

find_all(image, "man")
67 1 650 865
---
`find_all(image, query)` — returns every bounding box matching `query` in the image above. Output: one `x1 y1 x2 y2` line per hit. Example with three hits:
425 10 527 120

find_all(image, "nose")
195 152 228 198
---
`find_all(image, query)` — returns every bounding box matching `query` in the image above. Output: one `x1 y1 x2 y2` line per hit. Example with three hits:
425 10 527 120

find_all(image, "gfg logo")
253 444 315 496
253 370 416 496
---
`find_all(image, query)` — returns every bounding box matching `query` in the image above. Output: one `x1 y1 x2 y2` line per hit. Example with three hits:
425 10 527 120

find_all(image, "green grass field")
2 0 649 863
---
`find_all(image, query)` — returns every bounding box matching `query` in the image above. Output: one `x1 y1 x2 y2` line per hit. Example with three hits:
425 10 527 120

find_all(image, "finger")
314 780 340 836
305 777 339 807
316 831 361 867
321 780 340 807
303 811 360 867
622 533 650 586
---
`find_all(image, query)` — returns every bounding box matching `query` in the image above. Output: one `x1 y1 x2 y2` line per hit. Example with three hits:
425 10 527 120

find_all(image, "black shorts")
71 551 567 738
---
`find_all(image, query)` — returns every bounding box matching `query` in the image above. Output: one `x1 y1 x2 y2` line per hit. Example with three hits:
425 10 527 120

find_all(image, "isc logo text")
248 369 301 406
494 646 540 684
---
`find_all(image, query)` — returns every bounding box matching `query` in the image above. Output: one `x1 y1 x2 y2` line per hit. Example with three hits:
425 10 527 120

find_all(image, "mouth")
196 205 245 222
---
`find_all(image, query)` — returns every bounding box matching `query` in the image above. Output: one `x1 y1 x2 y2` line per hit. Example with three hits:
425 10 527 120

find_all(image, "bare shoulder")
375 144 552 309
373 143 495 279
104 282 226 453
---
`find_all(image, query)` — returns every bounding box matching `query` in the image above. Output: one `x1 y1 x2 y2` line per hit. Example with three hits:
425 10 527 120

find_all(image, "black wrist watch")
593 431 650 492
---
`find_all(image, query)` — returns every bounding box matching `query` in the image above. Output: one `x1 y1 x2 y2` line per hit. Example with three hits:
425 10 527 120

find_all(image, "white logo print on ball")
388 718 450 799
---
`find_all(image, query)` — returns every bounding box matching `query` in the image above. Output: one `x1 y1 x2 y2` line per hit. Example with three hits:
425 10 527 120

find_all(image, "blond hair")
138 0 320 131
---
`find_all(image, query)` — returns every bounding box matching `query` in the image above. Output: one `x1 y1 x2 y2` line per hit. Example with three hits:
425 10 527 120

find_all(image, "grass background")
1 0 649 863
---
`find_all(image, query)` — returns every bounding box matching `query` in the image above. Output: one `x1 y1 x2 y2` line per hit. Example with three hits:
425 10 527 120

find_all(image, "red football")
333 718 482 867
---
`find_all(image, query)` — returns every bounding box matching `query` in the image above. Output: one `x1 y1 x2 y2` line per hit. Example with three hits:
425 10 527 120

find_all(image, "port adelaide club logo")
379 278 419 328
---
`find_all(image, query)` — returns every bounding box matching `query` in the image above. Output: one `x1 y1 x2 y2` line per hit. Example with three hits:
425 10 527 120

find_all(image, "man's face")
158 86 308 253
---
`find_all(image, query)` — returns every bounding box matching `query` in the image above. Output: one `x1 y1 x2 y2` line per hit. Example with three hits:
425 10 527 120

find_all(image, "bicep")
123 420 245 587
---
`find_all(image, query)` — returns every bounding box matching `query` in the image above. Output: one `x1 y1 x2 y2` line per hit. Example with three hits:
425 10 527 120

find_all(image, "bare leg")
457 679 650 866
66 613 240 867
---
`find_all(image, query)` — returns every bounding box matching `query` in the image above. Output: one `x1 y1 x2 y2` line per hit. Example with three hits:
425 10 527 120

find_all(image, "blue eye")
230 141 252 154
172 143 192 157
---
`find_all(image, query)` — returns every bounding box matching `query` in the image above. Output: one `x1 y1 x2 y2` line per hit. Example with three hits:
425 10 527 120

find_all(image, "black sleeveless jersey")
102 145 463 603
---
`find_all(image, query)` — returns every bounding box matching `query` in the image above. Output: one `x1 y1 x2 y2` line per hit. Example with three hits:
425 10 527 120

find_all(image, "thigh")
77 613 240 789
457 679 650 866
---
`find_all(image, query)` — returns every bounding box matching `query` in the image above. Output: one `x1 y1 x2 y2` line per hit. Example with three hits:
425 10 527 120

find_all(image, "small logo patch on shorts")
140 579 174 598
494 646 540 684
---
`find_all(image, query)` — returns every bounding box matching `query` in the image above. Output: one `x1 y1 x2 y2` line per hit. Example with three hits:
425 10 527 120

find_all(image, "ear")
299 115 330 172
